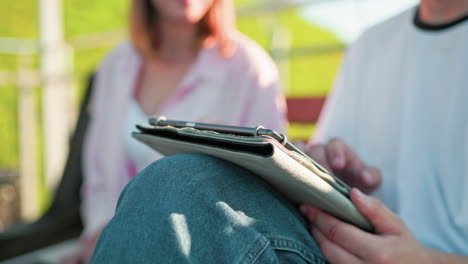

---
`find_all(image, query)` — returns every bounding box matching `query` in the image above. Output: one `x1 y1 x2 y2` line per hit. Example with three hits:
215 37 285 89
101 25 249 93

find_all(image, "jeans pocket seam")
268 237 326 264
238 235 270 264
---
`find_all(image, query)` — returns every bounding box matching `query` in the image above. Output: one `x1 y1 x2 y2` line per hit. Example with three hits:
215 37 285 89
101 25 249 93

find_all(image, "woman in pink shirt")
75 0 286 261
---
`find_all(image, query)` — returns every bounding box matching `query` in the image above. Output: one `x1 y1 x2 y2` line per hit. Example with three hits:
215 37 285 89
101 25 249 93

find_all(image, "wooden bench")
286 97 326 141
286 97 326 124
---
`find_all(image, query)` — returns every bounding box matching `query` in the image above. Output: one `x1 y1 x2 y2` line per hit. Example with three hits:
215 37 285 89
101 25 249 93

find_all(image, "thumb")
351 188 405 235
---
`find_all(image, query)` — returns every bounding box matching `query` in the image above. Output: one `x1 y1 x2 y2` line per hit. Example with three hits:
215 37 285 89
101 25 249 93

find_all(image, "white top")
315 7 468 254
123 99 161 173
82 33 287 237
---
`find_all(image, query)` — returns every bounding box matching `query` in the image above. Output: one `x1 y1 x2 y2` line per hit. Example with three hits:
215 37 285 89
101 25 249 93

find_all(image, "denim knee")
94 154 325 263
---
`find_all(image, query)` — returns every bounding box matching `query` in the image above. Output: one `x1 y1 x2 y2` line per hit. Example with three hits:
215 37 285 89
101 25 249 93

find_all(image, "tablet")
148 116 351 196
133 116 373 231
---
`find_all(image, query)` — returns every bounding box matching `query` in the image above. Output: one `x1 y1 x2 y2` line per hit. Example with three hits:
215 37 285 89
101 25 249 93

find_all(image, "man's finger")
305 144 333 172
325 139 381 193
326 138 347 169
325 139 365 188
350 189 405 234
302 205 380 259
311 227 362 264
358 167 382 193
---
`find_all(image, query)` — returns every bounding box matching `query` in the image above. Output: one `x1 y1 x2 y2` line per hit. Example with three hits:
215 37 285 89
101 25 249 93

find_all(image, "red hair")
130 0 236 58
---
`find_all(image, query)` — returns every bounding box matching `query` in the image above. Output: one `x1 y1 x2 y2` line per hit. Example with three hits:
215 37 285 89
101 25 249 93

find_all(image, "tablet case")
132 125 373 231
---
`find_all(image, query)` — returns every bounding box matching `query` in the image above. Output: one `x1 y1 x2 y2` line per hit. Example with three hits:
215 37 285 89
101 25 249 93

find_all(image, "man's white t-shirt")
315 7 468 254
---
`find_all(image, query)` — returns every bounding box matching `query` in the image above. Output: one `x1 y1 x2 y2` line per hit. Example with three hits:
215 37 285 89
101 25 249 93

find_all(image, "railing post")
39 0 73 192
270 24 292 92
17 56 40 220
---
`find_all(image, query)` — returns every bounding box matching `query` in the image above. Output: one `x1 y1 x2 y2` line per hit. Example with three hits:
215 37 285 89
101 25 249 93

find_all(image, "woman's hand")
300 189 468 264
305 138 381 193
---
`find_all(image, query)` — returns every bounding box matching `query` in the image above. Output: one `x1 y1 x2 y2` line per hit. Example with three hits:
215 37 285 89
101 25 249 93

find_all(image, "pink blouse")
81 32 287 237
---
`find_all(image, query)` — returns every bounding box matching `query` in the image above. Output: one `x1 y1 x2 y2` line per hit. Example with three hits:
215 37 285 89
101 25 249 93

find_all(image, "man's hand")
300 189 468 264
305 138 381 193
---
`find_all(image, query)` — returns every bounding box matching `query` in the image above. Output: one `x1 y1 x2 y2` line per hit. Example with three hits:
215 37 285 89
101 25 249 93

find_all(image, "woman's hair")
130 0 236 58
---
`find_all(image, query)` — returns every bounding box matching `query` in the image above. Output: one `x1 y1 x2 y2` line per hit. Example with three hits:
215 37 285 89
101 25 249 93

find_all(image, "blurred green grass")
0 0 343 172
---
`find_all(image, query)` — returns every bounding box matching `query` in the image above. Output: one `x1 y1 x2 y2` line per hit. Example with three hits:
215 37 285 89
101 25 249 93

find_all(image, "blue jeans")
91 154 325 263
